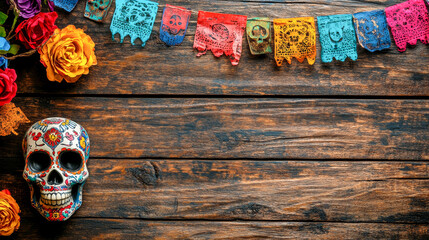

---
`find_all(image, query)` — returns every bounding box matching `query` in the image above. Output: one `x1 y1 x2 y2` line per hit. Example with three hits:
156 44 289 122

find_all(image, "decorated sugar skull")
22 117 90 221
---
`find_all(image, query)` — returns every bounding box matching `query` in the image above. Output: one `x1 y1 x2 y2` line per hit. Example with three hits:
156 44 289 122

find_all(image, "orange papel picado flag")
273 17 317 66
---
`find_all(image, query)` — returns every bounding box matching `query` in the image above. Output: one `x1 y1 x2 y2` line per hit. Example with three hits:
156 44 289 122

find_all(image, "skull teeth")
40 192 72 206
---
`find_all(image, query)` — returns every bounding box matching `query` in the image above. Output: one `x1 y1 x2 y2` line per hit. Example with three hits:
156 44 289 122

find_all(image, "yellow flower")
38 25 97 83
0 189 20 236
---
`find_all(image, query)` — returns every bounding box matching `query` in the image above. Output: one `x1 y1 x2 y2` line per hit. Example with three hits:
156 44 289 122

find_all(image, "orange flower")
38 25 97 83
0 189 21 236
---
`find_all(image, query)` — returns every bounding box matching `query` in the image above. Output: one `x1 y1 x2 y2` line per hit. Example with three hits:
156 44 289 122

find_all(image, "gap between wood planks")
5 156 429 162
19 216 429 225
15 93 429 100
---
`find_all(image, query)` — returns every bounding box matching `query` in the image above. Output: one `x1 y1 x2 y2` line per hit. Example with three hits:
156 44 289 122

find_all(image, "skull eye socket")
59 151 83 172
28 152 51 172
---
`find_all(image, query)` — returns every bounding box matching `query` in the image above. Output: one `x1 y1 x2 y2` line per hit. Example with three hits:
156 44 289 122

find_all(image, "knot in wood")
127 161 161 186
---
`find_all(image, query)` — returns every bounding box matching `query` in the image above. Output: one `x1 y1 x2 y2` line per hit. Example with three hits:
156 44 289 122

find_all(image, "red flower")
0 68 17 107
15 12 58 50
43 128 62 148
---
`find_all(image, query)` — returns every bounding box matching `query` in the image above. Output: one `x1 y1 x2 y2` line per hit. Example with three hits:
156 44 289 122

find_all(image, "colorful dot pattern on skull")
273 17 317 66
84 0 113 22
385 0 429 52
53 0 79 12
110 0 158 47
353 10 391 52
193 11 247 66
23 117 90 221
317 14 358 63
159 4 192 46
246 17 272 55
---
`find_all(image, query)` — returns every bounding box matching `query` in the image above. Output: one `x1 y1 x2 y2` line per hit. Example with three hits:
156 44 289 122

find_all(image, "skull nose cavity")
47 170 63 185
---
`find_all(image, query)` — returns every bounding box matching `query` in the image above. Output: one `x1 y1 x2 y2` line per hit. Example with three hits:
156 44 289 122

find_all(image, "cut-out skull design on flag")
54 0 79 12
84 0 113 22
385 0 429 52
246 17 272 55
110 0 158 47
353 10 391 52
317 14 358 63
193 11 247 66
160 4 192 46
273 17 317 66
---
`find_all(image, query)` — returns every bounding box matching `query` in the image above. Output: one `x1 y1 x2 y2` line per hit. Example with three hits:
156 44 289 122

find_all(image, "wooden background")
1 0 429 239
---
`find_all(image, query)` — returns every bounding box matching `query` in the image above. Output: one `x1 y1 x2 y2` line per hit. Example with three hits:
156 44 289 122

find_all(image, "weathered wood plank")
10 0 429 96
2 97 429 160
2 160 428 222
6 218 429 240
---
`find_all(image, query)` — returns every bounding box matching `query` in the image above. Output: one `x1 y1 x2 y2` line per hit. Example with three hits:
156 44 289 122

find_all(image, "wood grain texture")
1 0 429 238
10 0 429 96
2 160 428 222
2 97 428 160
5 218 429 240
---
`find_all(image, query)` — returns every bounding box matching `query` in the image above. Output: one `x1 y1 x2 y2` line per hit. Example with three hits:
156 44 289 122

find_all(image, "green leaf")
0 44 20 55
0 12 7 25
8 44 19 55
0 27 5 38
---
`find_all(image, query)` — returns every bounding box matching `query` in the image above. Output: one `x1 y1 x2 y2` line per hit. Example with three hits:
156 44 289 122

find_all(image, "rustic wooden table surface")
1 0 429 239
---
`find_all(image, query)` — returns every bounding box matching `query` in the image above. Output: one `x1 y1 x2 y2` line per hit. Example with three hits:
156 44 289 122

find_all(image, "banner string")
157 4 278 22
